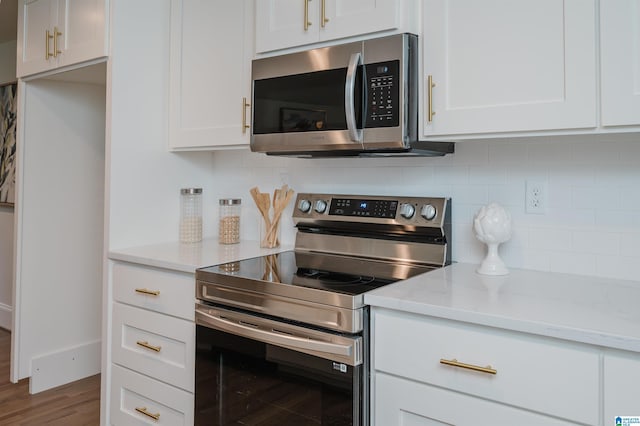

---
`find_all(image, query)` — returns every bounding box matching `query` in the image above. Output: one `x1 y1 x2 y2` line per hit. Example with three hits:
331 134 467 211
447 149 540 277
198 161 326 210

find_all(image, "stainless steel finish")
196 279 364 332
345 52 363 143
250 34 457 157
196 303 363 366
295 232 448 268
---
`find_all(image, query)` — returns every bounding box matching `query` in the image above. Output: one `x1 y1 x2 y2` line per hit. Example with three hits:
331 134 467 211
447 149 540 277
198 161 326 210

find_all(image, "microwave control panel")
365 60 400 128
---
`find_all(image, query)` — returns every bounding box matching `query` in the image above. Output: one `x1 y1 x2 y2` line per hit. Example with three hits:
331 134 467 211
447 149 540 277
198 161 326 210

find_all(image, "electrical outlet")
526 181 547 214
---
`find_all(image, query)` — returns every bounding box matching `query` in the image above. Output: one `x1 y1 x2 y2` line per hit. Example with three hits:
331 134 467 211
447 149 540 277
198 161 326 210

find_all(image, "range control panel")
293 193 449 228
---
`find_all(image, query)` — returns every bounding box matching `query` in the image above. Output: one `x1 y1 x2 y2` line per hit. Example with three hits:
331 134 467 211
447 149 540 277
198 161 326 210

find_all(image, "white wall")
0 40 17 330
205 135 640 282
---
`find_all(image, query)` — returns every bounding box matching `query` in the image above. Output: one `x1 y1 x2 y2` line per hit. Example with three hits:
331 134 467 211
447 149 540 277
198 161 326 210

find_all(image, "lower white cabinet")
107 261 195 426
110 364 194 425
604 350 640 424
371 308 600 425
374 372 577 426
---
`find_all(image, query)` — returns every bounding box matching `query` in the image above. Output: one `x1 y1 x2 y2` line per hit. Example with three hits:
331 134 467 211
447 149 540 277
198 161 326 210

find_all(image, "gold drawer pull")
134 288 160 296
440 358 497 375
135 406 160 421
136 340 162 353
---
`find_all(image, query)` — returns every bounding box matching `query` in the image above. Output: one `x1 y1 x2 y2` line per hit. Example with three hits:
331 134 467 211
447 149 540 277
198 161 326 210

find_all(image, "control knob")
314 200 328 214
298 199 312 213
400 203 416 219
421 204 437 221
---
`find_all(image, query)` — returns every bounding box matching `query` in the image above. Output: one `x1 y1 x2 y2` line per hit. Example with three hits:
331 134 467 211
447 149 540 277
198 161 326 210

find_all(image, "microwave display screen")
329 198 398 218
364 60 400 128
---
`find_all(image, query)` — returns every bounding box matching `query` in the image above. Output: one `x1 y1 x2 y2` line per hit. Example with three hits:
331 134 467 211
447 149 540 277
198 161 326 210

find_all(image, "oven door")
251 40 365 154
195 303 367 426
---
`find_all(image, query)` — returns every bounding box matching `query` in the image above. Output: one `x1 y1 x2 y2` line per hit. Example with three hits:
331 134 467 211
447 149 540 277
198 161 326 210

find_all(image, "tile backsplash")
208 137 640 281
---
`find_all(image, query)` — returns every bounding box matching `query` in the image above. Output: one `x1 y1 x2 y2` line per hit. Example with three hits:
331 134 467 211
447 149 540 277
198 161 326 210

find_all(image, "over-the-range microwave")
250 33 454 157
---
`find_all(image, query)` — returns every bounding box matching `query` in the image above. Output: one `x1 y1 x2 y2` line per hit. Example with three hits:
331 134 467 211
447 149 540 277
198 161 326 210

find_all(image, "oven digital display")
329 198 398 218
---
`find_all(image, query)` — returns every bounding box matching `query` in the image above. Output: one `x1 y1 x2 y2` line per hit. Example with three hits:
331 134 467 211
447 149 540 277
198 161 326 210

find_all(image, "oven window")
195 326 361 426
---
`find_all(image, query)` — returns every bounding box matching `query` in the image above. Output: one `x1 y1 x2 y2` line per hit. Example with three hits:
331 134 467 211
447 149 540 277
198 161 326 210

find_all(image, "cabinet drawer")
112 261 194 320
374 372 578 426
604 350 640 422
373 309 599 424
110 364 194 426
112 303 195 392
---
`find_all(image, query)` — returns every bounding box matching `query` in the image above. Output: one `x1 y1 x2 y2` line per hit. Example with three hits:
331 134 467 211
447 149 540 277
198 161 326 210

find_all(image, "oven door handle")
345 52 363 143
196 309 353 358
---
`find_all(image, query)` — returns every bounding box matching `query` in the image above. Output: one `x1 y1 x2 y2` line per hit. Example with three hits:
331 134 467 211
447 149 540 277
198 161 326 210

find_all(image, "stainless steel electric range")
194 193 451 426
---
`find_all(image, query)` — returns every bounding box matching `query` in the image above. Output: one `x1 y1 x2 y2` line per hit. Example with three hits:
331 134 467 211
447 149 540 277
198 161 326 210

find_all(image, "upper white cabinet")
256 0 401 53
600 0 640 127
422 0 597 138
17 0 108 78
169 0 254 150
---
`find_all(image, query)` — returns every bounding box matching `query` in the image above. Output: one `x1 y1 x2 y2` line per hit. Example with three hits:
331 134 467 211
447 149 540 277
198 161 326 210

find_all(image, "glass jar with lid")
219 198 241 244
180 188 203 243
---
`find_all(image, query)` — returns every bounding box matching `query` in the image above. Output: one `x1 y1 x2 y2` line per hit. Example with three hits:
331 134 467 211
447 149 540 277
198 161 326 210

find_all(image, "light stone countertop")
108 238 293 273
365 262 640 353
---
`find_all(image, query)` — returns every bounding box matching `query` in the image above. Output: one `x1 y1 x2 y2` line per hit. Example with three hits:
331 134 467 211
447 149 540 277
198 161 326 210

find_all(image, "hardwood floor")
0 328 101 425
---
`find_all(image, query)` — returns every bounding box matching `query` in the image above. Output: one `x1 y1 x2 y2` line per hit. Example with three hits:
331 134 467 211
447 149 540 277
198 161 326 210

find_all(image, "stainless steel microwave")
250 33 454 157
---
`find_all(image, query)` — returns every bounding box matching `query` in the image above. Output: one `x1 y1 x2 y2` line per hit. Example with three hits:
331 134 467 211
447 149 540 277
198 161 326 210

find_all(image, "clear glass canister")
219 199 241 244
180 188 203 243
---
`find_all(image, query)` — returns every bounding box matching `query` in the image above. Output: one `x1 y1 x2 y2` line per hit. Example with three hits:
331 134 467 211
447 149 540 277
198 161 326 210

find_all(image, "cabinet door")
255 0 319 53
58 0 108 69
17 0 58 77
604 351 640 425
320 0 398 42
169 0 254 150
374 372 578 426
600 0 640 126
422 0 597 137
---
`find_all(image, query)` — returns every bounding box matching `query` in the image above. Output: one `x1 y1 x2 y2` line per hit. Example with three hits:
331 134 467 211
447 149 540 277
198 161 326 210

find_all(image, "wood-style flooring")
0 328 101 425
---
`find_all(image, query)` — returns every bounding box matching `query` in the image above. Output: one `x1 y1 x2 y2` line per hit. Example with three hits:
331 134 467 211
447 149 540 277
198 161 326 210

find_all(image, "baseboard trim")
30 339 101 394
0 303 12 331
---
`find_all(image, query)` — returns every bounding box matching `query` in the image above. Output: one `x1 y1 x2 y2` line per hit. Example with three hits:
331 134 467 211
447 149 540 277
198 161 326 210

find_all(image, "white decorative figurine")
473 203 512 275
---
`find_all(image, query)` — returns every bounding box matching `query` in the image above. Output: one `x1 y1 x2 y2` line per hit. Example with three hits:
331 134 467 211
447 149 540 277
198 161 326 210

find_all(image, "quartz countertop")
109 238 293 273
365 262 640 353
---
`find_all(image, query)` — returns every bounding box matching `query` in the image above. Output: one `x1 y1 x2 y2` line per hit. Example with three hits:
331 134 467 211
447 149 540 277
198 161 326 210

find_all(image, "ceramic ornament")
473 203 512 276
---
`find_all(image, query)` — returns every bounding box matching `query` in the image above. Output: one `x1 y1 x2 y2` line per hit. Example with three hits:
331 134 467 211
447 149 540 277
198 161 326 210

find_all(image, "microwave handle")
345 52 363 143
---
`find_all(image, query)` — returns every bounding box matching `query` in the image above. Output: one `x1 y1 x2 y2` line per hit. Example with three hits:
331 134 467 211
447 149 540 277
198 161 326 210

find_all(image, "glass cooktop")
197 250 434 297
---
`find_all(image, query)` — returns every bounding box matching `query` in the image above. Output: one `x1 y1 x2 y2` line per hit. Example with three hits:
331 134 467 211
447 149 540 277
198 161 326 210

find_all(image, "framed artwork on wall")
0 81 17 207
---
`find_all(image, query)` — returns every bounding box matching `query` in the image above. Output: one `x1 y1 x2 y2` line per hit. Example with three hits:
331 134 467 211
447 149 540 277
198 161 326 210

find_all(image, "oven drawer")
112 302 195 392
112 261 194 320
110 364 194 426
373 309 599 424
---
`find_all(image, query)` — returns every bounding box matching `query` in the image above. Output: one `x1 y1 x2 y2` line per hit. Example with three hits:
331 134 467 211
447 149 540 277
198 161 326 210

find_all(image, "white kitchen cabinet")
255 0 402 53
600 0 640 127
421 0 597 138
17 0 108 78
168 0 254 150
371 308 600 425
604 350 640 424
107 261 195 425
375 373 578 426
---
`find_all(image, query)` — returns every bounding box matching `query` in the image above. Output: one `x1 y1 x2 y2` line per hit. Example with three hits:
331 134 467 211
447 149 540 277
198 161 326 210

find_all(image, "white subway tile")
451 141 489 165
468 165 507 185
596 256 640 281
572 186 620 210
571 231 619 255
450 185 489 205
487 183 523 207
548 252 598 276
434 165 469 185
528 227 572 251
488 142 527 165
620 232 640 254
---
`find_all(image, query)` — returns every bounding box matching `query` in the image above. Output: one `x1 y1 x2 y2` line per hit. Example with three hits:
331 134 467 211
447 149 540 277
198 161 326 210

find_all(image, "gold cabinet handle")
134 288 160 296
135 406 160 421
45 30 53 59
304 0 312 31
136 340 162 353
427 75 436 123
242 97 251 133
321 0 329 27
53 26 62 57
440 358 497 375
